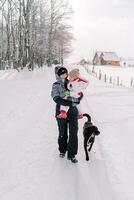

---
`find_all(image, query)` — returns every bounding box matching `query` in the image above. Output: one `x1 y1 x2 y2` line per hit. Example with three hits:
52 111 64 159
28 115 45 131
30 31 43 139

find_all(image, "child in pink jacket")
57 68 89 119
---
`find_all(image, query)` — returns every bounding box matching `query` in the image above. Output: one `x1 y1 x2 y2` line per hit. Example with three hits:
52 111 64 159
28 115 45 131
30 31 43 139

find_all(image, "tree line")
0 0 73 70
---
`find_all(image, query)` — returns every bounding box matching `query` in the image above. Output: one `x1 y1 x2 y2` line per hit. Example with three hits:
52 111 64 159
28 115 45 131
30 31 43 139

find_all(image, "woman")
51 67 82 163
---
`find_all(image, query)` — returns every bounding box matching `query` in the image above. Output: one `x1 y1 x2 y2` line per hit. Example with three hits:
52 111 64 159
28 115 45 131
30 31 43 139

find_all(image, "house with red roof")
93 51 120 66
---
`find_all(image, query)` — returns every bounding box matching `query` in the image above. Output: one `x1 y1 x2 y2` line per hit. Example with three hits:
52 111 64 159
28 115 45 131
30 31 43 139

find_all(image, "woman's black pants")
56 106 78 157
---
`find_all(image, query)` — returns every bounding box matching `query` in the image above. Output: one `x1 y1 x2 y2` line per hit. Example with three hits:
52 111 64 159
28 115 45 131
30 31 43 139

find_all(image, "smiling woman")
67 0 134 63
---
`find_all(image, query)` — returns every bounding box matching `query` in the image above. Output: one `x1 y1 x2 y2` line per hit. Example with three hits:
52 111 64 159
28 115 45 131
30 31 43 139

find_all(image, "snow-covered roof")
96 51 120 62
102 52 120 61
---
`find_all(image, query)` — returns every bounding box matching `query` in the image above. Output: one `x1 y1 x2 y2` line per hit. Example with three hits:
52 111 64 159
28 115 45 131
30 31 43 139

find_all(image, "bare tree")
0 0 73 70
46 0 73 66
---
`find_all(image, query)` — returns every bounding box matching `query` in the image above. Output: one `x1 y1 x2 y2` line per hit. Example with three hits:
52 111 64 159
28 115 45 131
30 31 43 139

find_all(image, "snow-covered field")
0 67 134 200
87 65 134 87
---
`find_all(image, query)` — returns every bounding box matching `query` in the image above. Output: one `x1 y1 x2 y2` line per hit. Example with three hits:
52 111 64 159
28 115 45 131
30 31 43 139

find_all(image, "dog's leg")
88 142 94 152
84 138 89 161
88 135 95 152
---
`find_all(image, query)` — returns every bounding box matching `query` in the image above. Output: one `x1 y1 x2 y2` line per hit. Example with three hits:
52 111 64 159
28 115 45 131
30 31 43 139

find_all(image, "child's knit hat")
69 68 79 79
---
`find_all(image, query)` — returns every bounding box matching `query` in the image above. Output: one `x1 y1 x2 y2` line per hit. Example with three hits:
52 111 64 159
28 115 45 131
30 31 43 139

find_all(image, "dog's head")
92 126 100 136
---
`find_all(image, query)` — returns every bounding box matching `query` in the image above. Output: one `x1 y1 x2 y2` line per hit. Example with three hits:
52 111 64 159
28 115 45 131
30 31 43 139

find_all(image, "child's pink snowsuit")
59 77 89 119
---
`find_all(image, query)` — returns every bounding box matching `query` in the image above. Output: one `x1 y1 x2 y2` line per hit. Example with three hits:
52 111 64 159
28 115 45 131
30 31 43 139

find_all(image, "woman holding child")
51 66 88 163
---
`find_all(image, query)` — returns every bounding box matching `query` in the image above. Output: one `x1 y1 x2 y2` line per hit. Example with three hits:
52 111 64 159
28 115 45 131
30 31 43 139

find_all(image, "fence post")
99 69 101 80
131 77 133 86
109 76 112 83
117 76 119 86
104 74 107 82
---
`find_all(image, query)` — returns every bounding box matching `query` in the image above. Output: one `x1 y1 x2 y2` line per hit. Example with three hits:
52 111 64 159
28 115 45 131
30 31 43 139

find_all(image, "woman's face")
60 73 68 79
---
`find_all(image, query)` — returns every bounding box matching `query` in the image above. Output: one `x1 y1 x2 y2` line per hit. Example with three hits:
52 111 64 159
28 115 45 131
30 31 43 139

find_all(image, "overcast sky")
68 0 134 62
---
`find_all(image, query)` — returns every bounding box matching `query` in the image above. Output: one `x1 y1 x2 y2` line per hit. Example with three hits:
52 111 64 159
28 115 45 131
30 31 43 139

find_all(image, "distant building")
120 59 134 67
93 51 120 66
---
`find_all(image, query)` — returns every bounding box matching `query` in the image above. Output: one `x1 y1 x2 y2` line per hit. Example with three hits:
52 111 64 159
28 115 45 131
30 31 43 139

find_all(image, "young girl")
58 68 89 119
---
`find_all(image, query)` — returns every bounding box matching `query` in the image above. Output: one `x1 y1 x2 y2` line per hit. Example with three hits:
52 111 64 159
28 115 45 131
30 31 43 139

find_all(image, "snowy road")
0 67 134 199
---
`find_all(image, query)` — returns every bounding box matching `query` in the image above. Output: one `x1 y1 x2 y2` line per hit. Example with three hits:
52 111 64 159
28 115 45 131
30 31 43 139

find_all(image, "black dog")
83 114 100 161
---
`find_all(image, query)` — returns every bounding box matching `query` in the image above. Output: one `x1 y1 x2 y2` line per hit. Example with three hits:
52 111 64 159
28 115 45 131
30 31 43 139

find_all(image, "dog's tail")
83 113 91 122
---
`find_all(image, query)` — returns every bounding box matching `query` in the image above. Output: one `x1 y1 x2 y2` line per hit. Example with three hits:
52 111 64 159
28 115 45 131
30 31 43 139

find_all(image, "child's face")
69 76 75 81
60 73 68 79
